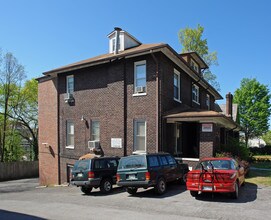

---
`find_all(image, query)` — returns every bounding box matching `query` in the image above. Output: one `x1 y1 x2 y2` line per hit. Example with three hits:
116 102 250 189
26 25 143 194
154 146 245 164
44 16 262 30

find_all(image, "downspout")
57 78 61 185
123 58 127 156
151 51 160 152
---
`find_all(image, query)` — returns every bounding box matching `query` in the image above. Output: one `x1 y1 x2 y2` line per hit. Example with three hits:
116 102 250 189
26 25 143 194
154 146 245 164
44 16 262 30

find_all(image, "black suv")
71 156 119 194
117 153 188 195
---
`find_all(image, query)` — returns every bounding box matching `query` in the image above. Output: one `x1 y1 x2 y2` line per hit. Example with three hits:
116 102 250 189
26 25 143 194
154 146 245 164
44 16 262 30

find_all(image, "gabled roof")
42 43 222 100
43 43 165 76
216 104 238 122
107 29 142 45
179 51 208 69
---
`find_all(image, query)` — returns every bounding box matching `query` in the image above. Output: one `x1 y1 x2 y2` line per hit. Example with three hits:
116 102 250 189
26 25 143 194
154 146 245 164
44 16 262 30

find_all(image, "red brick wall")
38 77 59 185
57 55 158 183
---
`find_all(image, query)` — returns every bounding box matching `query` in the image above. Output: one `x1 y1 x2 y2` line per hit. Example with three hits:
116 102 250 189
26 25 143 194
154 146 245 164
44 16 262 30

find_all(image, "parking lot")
0 178 271 220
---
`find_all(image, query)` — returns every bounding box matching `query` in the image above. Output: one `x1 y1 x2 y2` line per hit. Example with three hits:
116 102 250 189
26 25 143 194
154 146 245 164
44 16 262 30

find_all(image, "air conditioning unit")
135 86 145 93
88 141 100 149
64 93 74 103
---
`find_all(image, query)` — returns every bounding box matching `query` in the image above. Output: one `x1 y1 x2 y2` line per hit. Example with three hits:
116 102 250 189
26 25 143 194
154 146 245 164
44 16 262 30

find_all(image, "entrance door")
182 123 199 158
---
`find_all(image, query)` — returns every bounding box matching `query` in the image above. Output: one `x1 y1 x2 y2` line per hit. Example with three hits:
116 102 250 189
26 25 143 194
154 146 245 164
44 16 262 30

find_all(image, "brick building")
37 28 240 185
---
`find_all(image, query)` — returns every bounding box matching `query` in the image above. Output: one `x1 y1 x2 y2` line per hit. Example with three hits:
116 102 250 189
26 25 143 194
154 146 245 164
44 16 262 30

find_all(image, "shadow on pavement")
126 183 187 199
194 182 258 203
0 209 46 220
81 185 126 196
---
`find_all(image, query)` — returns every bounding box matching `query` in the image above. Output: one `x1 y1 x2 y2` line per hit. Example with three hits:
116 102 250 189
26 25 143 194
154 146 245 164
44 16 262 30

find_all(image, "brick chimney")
226 92 233 118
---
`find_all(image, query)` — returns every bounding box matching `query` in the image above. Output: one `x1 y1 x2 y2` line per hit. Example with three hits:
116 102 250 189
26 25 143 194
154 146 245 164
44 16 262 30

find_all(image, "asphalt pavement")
0 178 271 220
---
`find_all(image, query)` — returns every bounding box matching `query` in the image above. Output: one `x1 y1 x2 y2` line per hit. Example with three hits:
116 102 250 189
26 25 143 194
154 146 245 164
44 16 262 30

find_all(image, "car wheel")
126 187 138 195
155 177 167 195
190 191 199 197
81 186 92 195
100 178 113 194
231 182 239 199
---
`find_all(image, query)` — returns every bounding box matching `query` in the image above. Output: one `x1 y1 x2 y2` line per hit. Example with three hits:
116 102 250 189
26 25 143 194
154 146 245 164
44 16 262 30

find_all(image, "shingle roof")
43 43 166 75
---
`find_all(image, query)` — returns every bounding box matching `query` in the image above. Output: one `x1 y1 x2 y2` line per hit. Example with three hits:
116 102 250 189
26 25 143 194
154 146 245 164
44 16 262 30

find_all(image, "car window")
148 156 159 167
107 159 118 168
196 160 231 170
73 160 90 171
231 159 239 170
166 155 176 165
94 159 107 169
118 155 147 170
159 156 169 166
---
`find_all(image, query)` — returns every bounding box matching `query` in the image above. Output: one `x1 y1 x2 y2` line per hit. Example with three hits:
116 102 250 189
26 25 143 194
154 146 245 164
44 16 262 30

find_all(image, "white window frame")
134 60 147 96
91 120 100 141
66 75 74 94
190 59 199 73
173 69 181 103
133 120 147 152
66 121 74 149
111 37 121 53
206 94 210 110
192 84 200 104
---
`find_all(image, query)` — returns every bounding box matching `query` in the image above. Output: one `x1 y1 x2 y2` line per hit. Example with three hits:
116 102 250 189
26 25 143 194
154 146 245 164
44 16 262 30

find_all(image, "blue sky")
0 0 270 107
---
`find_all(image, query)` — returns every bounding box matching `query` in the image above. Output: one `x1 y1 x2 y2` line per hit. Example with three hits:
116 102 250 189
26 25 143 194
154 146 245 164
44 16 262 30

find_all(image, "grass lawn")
246 158 271 186
246 169 271 186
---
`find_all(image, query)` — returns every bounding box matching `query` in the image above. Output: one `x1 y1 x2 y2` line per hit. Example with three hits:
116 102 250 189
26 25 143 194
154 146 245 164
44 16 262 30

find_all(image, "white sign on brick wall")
202 123 213 132
111 138 122 148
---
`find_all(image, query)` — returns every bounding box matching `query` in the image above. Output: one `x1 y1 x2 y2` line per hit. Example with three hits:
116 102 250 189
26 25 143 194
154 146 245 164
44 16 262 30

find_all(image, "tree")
233 78 271 147
11 79 38 160
178 24 220 91
0 51 26 162
262 130 271 145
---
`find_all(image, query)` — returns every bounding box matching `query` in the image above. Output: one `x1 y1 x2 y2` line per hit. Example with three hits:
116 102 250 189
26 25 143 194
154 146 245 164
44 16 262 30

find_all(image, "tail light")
116 174 120 182
145 172 150 181
187 173 200 180
88 171 94 179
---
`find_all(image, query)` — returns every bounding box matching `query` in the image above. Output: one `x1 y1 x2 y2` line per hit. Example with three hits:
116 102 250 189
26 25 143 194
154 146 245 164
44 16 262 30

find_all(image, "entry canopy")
165 110 241 131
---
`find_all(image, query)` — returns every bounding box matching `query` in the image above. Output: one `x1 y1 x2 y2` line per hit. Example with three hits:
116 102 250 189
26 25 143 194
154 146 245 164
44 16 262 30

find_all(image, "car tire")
126 187 138 195
231 182 239 199
81 186 92 195
100 178 113 194
190 191 199 197
155 177 167 195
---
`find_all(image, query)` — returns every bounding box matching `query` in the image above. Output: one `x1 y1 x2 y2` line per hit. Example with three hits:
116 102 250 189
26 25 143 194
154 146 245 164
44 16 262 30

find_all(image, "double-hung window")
134 120 146 151
174 69 181 102
66 121 74 148
190 59 199 73
66 75 74 94
134 61 146 94
91 121 100 141
192 84 199 104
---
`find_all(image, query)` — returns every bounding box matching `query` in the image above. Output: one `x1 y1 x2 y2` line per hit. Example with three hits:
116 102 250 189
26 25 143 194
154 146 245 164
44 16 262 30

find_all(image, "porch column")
199 123 218 158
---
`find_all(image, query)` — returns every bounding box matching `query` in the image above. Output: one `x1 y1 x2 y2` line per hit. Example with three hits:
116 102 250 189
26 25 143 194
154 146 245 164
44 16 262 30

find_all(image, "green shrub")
250 145 271 155
215 137 250 161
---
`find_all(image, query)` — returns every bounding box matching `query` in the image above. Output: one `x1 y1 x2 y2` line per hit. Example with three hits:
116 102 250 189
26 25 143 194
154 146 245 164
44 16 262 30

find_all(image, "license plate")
128 174 136 180
77 173 83 178
203 186 213 191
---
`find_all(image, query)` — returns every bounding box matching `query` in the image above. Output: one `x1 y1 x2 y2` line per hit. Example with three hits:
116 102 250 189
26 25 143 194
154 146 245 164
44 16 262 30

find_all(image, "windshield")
73 160 91 171
196 160 231 170
118 155 147 170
